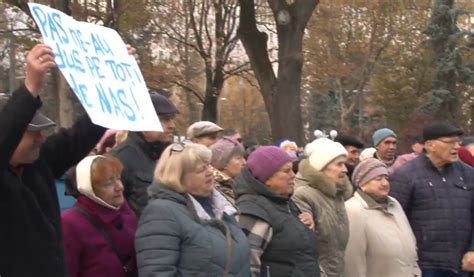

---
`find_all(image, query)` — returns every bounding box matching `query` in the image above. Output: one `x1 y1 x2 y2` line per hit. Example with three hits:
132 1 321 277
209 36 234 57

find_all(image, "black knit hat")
422 122 463 142
335 134 364 149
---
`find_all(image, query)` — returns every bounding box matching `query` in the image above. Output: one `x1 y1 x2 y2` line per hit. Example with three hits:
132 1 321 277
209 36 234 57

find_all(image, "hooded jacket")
234 167 320 277
292 159 352 277
135 182 250 277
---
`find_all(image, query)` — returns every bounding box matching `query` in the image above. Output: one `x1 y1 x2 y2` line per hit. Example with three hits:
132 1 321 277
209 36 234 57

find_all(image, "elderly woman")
210 136 246 203
344 158 420 277
61 155 138 277
234 146 319 277
292 138 352 277
135 142 250 276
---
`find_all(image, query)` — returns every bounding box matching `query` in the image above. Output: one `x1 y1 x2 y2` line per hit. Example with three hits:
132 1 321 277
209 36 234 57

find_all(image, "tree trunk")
201 63 221 122
238 0 319 145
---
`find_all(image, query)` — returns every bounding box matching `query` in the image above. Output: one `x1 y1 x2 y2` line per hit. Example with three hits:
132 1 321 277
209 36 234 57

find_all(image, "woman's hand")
299 212 315 231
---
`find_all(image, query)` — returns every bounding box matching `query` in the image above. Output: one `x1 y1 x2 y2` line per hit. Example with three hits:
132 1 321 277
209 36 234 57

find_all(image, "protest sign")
28 3 162 131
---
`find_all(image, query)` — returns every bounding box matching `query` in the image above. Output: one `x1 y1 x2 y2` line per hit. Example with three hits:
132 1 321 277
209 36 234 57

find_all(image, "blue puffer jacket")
135 183 251 277
389 154 474 272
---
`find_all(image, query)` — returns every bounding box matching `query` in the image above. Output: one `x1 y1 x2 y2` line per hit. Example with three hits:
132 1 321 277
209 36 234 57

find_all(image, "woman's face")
184 160 214 197
93 174 124 208
223 154 246 178
321 156 348 187
361 175 390 200
265 162 295 197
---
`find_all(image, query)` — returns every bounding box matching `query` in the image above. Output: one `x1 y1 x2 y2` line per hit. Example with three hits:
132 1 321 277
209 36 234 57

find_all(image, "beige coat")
292 159 353 277
344 191 421 277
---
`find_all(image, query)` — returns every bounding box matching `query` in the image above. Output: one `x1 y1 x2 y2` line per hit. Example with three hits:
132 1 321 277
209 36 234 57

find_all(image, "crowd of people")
1 43 474 277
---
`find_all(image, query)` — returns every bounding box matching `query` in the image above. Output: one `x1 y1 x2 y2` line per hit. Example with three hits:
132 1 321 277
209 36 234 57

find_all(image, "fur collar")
298 159 353 199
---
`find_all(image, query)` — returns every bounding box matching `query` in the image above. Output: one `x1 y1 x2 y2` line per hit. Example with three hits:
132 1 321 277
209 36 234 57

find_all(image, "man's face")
376 136 397 161
10 130 45 166
142 114 176 143
345 146 361 167
425 136 461 166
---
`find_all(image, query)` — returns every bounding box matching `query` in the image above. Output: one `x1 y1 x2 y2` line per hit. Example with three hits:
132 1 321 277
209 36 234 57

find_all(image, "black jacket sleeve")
41 114 106 178
0 86 41 169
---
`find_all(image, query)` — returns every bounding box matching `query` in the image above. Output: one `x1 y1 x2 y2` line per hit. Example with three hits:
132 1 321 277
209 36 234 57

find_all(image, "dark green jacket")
234 167 320 277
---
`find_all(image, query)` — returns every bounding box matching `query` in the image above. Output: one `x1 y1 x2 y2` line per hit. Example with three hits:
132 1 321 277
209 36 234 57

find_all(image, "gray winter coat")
135 183 251 277
292 159 352 277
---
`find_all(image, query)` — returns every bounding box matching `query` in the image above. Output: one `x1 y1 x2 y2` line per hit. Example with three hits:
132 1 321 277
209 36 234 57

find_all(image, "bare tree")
238 0 319 144
153 0 245 123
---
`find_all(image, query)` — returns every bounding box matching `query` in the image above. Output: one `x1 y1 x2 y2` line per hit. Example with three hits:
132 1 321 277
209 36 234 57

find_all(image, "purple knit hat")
247 146 293 183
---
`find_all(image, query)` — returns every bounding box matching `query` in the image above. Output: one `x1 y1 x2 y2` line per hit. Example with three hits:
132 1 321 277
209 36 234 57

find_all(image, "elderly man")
187 121 223 147
112 91 178 216
389 122 474 277
0 44 107 276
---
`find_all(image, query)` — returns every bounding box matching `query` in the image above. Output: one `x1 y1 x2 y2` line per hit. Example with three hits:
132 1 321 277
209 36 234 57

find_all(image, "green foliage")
422 0 474 122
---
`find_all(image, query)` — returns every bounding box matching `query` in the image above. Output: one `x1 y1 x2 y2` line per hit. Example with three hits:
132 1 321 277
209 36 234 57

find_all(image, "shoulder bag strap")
73 207 131 272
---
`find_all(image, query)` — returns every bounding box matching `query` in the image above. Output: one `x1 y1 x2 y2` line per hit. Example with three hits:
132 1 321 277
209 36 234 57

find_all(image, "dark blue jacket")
389 154 474 272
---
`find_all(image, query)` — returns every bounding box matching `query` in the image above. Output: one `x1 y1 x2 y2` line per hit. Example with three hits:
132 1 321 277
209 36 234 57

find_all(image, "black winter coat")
389 154 474 272
0 86 105 277
111 132 167 216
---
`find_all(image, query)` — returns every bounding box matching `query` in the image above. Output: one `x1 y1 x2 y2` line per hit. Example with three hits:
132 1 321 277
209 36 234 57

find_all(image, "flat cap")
422 122 463 142
150 91 178 116
187 121 223 138
335 134 364 149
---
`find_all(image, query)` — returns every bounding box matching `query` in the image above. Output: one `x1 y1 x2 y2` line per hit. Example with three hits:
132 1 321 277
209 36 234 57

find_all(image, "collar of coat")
353 190 397 213
298 159 353 199
128 131 169 161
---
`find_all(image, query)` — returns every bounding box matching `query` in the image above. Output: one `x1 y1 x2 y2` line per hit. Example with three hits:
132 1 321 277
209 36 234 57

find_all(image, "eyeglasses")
436 138 462 146
169 142 185 156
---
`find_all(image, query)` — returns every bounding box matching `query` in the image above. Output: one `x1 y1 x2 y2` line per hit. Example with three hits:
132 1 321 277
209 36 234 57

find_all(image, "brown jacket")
292 159 352 277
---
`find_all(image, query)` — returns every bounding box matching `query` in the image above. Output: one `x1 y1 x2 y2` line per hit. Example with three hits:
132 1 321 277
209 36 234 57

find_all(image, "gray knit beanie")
351 158 389 187
372 128 397 146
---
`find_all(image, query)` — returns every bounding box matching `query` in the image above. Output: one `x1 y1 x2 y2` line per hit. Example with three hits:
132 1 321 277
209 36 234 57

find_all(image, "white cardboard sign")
28 3 162 131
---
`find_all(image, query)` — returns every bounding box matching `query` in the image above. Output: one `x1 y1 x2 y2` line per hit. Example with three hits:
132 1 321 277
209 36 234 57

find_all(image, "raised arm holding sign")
28 3 162 132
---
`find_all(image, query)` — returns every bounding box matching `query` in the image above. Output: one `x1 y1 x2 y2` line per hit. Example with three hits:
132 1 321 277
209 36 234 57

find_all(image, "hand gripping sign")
28 3 163 131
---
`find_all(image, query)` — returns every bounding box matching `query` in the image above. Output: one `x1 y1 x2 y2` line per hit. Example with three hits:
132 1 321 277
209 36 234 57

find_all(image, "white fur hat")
308 138 348 171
